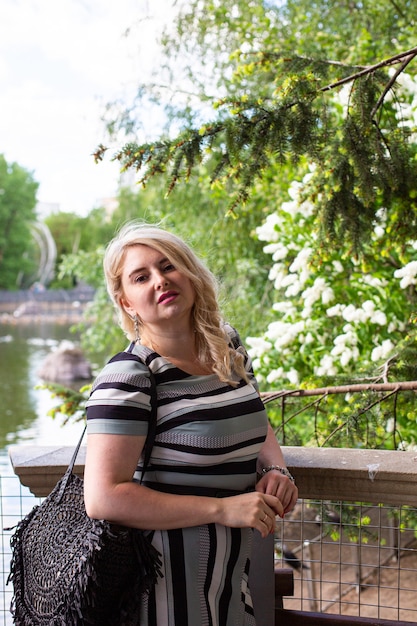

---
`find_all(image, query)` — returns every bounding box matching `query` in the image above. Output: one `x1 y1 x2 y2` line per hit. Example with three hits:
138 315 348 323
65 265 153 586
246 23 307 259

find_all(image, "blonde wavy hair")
103 222 248 385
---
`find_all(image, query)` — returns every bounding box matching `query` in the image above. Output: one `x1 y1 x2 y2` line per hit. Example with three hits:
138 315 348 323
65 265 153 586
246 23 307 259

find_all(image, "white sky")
0 0 176 216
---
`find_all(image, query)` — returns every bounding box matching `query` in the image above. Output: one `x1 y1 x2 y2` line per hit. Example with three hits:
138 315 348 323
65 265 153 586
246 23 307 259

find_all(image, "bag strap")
67 364 157 479
68 423 87 474
140 368 157 482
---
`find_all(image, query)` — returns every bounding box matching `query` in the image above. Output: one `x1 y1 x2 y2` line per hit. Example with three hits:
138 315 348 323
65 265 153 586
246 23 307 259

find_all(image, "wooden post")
249 532 275 625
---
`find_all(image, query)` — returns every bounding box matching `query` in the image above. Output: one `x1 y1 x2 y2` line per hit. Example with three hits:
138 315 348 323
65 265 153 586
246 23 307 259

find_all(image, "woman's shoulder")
222 322 243 350
110 342 151 366
91 343 152 388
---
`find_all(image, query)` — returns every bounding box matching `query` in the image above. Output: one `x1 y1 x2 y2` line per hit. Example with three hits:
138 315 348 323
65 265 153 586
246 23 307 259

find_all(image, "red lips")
158 291 178 304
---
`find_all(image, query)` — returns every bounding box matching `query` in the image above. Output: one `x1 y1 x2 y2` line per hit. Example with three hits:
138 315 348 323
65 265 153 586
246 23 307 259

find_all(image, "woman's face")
120 244 196 331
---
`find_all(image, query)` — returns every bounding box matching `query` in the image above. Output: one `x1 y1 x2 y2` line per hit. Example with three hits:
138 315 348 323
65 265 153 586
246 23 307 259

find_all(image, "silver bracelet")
260 465 295 483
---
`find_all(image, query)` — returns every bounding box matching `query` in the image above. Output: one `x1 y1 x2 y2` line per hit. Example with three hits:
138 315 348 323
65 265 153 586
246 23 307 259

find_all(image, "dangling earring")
134 314 140 343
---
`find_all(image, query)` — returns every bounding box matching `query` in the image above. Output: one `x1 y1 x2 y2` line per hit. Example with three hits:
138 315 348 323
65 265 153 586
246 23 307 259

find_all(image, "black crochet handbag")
7 369 162 626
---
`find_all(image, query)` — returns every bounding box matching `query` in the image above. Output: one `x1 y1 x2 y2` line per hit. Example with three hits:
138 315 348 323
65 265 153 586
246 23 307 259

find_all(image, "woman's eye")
164 263 175 272
134 274 147 283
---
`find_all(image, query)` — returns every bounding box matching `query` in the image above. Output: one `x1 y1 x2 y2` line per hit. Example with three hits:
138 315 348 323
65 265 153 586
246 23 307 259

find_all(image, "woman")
84 222 298 625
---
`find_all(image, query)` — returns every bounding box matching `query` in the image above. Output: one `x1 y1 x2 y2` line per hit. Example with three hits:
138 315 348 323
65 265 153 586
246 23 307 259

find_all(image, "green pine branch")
94 46 417 249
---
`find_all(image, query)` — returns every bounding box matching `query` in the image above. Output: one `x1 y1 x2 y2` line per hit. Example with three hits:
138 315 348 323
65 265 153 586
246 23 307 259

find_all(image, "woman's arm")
256 423 298 515
84 432 284 538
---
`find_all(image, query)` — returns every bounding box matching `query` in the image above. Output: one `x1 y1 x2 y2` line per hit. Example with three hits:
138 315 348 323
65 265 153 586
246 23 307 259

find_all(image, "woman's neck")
141 327 196 359
141 328 213 376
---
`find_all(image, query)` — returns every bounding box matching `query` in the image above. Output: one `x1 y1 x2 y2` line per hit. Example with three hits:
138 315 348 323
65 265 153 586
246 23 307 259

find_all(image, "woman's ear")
120 297 135 318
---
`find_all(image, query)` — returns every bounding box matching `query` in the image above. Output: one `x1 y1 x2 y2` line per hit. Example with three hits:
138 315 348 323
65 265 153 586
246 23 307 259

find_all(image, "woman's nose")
154 271 168 289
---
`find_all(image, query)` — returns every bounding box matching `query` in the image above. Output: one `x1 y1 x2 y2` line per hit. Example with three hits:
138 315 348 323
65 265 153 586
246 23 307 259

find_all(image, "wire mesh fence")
1 476 417 623
275 499 417 621
263 381 417 620
0 472 40 626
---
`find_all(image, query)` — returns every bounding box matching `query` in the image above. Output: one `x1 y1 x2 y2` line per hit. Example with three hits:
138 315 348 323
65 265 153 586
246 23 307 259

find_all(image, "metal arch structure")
29 221 57 287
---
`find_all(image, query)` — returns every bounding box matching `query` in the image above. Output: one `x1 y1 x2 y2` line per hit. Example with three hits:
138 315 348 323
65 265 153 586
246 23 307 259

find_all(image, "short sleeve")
86 350 152 436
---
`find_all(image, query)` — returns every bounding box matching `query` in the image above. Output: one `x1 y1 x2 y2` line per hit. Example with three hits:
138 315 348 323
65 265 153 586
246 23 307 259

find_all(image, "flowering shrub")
248 170 412 382
246 76 417 448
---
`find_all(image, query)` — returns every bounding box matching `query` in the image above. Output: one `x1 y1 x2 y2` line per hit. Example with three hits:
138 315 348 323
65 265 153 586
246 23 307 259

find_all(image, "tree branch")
260 380 417 404
371 50 417 118
388 0 407 19
319 45 417 94
319 389 398 447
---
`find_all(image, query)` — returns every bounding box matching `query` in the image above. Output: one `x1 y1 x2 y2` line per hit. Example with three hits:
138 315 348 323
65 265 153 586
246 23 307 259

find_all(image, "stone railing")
9 445 417 505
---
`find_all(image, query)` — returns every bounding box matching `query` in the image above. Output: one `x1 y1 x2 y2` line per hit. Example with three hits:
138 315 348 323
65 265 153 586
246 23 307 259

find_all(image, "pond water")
0 321 90 475
0 322 95 624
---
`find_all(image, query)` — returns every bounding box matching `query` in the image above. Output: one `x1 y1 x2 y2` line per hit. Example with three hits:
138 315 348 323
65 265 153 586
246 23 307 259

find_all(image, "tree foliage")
45 209 115 288
58 0 417 449
246 165 417 448
0 155 39 289
97 0 417 253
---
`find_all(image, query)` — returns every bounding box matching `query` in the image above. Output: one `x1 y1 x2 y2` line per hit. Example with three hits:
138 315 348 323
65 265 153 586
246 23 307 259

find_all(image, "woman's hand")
256 423 299 515
256 470 298 516
217 491 284 539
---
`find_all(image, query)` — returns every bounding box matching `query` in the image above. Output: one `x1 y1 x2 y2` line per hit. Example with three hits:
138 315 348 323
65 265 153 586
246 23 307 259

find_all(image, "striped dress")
86 333 268 626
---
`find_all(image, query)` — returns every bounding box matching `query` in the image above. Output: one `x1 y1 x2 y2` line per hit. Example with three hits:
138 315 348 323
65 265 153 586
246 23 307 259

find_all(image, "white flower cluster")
315 354 338 377
394 261 417 289
245 336 272 358
329 324 359 367
302 278 334 318
371 339 395 363
256 213 281 243
266 366 299 386
327 300 387 326
267 319 306 350
246 166 413 387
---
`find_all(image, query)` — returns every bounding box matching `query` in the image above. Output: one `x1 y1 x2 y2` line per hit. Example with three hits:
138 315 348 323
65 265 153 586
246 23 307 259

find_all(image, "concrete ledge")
8 445 86 496
8 445 417 505
283 446 417 506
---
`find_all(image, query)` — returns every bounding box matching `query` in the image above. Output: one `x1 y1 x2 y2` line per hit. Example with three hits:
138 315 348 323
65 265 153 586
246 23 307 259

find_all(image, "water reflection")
0 323 92 626
0 322 89 457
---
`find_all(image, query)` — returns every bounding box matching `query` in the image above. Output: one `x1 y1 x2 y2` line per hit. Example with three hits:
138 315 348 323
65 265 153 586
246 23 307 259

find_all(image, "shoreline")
0 310 88 326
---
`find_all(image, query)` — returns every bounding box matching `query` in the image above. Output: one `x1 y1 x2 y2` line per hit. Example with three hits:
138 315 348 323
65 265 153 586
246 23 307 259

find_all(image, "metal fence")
276 499 417 621
1 471 417 624
0 469 41 626
260 381 417 621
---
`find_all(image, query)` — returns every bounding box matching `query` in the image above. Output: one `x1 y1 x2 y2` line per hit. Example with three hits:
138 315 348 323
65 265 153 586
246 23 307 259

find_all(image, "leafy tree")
45 208 116 288
97 0 417 252
0 155 39 289
245 162 417 448
56 0 417 450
